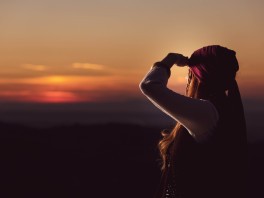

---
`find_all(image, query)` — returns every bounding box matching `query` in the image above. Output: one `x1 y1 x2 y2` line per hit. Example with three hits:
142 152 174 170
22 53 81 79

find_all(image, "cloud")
21 64 48 71
0 62 113 79
72 63 104 70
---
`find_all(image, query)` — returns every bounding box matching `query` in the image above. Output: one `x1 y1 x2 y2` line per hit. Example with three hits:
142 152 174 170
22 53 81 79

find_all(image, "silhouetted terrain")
0 122 262 198
0 122 164 198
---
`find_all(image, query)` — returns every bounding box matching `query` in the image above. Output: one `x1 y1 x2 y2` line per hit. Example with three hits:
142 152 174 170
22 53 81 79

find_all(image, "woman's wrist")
152 61 171 77
160 54 177 68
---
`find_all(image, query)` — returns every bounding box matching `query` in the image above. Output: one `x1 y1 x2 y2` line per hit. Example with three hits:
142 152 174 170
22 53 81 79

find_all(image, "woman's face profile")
185 75 188 83
185 69 194 96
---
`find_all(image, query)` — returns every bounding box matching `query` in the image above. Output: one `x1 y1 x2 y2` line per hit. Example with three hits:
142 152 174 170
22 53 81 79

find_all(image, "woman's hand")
161 53 189 68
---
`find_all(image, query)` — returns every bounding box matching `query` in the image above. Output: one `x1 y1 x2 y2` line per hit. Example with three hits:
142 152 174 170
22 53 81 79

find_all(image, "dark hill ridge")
0 122 164 198
0 121 262 198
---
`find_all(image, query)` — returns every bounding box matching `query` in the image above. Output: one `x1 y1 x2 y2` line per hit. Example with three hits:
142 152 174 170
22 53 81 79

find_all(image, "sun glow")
29 91 82 103
46 76 67 84
0 74 134 103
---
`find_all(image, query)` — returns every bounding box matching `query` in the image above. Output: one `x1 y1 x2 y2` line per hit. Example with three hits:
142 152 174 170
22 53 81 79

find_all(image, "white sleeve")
139 66 219 143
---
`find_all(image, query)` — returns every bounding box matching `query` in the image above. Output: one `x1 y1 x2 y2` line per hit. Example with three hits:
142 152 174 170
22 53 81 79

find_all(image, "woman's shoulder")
188 98 220 143
198 98 220 124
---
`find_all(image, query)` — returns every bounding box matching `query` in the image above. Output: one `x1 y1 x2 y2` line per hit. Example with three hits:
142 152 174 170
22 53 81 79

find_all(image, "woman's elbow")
139 81 153 95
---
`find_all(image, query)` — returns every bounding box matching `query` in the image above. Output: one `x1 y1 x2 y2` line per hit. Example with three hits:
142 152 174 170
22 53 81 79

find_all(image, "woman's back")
159 94 247 198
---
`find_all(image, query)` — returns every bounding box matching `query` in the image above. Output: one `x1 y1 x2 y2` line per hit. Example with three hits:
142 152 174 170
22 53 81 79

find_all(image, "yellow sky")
0 0 263 103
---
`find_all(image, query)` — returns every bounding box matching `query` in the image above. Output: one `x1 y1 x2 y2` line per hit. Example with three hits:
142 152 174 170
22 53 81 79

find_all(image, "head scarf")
188 45 239 92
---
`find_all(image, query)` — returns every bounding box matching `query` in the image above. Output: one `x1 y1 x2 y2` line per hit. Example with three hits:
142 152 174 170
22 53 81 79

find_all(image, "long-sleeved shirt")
139 65 219 143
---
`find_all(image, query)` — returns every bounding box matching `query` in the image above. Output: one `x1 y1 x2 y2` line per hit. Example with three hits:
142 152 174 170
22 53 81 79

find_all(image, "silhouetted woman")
139 45 247 198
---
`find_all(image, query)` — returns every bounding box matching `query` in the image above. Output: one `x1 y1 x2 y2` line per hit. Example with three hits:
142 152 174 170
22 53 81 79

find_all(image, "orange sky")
0 0 263 103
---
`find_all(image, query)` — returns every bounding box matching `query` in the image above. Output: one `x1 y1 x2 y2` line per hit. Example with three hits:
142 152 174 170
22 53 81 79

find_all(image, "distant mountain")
0 98 263 142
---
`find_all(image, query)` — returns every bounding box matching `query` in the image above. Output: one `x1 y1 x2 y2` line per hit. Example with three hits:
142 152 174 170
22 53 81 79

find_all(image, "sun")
46 76 67 84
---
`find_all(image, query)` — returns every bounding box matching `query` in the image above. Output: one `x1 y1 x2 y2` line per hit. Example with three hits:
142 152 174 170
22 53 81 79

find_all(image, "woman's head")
185 45 239 99
188 45 239 93
185 68 219 100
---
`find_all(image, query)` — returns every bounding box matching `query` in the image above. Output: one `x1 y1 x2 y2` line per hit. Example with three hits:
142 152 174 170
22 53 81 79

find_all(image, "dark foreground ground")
0 122 262 198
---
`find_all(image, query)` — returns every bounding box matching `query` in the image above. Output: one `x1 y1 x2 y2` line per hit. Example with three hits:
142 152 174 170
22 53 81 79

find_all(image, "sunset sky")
1 0 263 103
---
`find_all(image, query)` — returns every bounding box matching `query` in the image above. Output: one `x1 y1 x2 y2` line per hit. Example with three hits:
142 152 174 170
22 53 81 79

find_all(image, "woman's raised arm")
139 63 219 143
